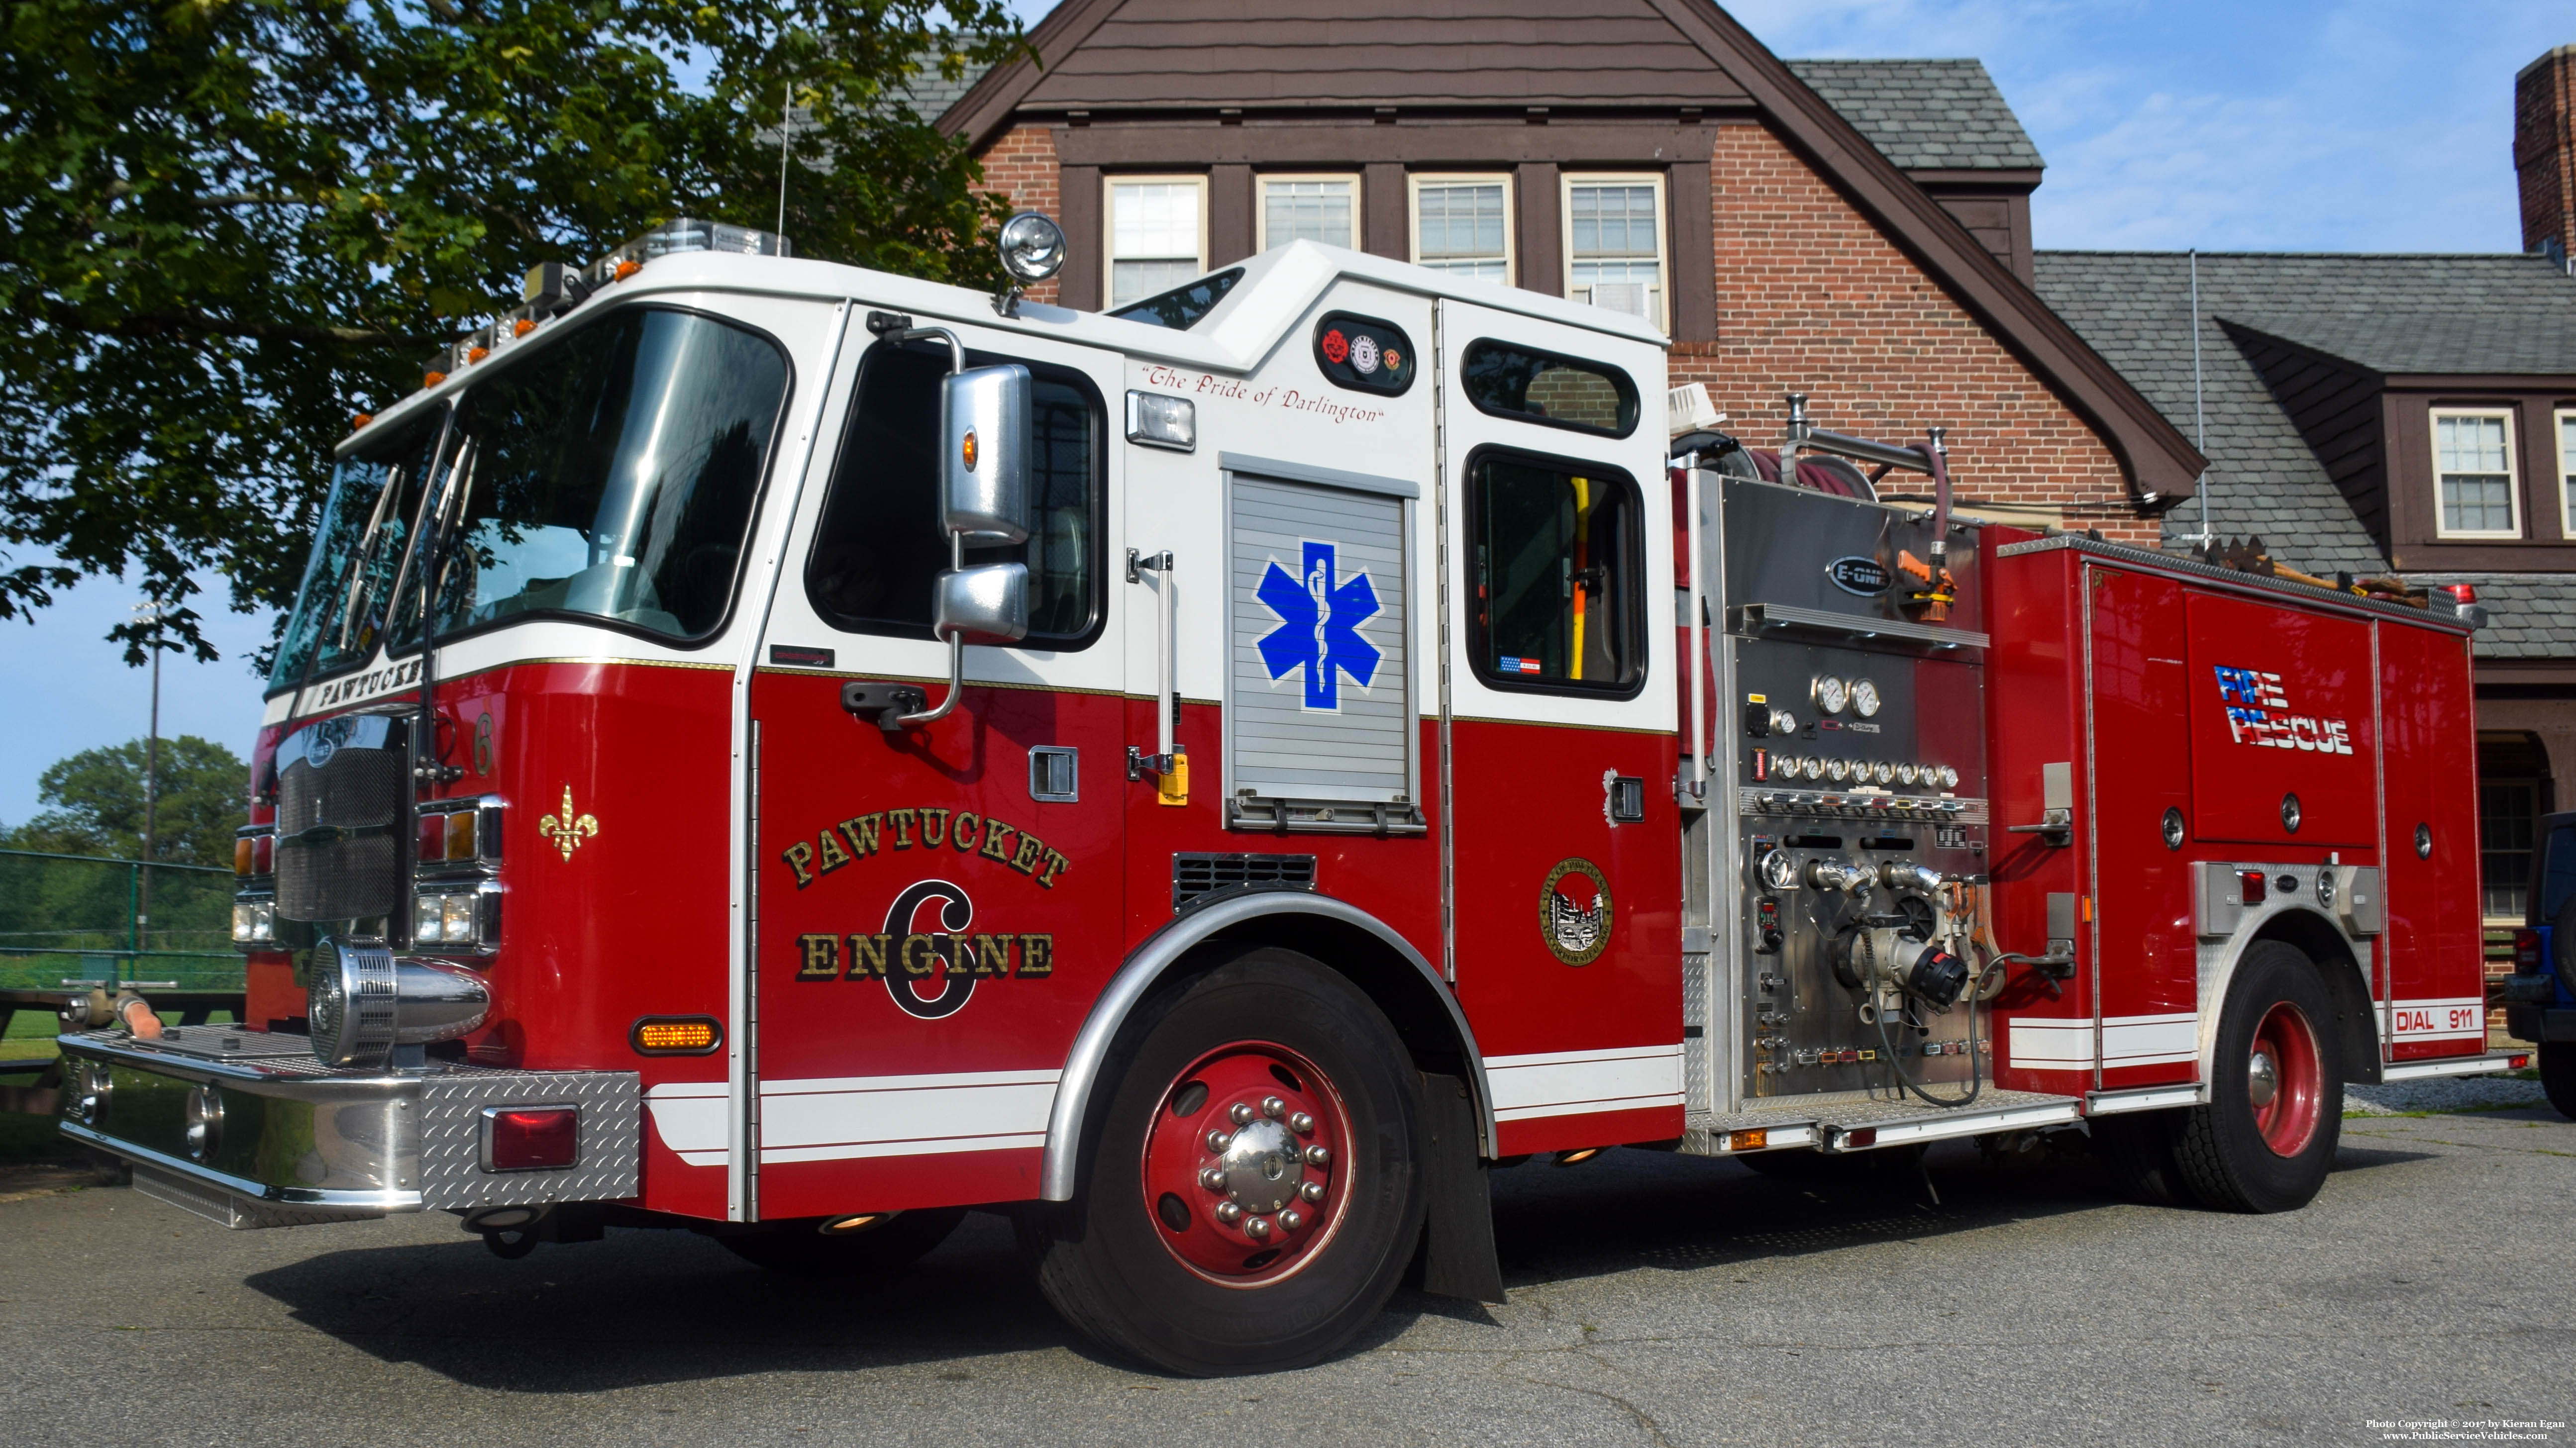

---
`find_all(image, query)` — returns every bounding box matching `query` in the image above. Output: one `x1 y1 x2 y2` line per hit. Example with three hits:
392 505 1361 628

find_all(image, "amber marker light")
445 809 477 861
352 412 373 429
632 1017 722 1055
235 838 255 875
1728 1129 1768 1152
614 259 641 281
467 346 489 364
424 370 447 387
513 318 535 337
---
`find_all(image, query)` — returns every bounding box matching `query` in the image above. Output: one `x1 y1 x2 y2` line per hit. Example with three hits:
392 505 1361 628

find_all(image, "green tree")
2 735 249 867
0 0 1027 669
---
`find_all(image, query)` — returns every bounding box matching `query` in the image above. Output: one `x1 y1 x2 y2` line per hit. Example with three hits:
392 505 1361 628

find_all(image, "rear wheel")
1024 948 1426 1375
2172 941 2343 1213
2541 1043 2576 1121
719 1207 967 1276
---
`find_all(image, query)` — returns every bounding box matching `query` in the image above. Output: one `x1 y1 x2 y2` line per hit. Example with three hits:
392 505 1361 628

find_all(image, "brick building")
933 0 2202 542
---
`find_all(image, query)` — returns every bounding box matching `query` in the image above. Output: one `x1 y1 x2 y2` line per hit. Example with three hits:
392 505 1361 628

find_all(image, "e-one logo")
2213 666 2353 755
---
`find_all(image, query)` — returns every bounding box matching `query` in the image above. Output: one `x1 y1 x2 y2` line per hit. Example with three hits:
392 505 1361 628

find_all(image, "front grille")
276 743 405 922
1172 853 1317 912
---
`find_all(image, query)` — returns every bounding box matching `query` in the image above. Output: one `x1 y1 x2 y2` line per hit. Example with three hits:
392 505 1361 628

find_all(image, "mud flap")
1418 1072 1505 1303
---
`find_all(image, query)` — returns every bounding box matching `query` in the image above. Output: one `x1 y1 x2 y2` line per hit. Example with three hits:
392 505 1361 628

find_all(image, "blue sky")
1 0 2566 825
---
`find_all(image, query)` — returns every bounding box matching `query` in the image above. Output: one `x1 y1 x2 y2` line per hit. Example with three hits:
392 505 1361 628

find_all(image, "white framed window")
1410 174 1514 285
1105 176 1207 309
1258 174 1359 252
2431 408 2520 539
1563 174 1667 331
2558 408 2576 538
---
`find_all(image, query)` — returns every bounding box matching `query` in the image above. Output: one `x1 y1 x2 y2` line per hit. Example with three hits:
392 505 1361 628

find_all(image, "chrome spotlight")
993 211 1067 316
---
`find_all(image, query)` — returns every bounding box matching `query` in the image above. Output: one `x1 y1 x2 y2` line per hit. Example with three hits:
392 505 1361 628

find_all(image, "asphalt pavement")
3 1106 2570 1448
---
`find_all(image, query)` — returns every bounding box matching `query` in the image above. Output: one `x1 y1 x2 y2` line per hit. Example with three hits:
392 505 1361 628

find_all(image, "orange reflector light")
614 259 641 281
467 346 489 364
235 838 255 875
485 1107 578 1171
1728 1128 1768 1153
445 809 476 861
632 1017 722 1055
820 1213 888 1236
424 370 447 387
352 412 373 429
513 318 535 337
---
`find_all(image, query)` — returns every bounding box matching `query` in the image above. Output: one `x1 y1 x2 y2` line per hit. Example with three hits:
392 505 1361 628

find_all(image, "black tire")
2172 941 2344 1213
1023 947 1427 1376
2089 1109 2193 1206
719 1206 967 1276
2541 1043 2576 1122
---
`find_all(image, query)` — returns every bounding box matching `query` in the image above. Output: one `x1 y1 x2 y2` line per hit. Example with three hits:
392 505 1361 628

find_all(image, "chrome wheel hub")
2247 1049 2279 1109
1218 1118 1306 1215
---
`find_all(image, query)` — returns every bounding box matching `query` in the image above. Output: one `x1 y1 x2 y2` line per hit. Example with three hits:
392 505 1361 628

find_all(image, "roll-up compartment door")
1222 466 1420 830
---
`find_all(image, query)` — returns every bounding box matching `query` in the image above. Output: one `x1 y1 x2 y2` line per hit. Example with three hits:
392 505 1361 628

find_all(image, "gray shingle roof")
1784 59 2044 172
902 57 995 120
2035 250 2576 660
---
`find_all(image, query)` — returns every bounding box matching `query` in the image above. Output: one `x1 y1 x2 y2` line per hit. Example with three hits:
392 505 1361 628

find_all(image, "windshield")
268 412 446 691
395 307 791 647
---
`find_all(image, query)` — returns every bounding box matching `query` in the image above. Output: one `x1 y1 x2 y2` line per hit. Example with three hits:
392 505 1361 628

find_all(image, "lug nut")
1200 1166 1226 1191
1244 1216 1272 1239
1205 1129 1232 1153
1278 1209 1304 1232
1230 1102 1255 1125
1300 1180 1325 1203
1289 1111 1315 1134
1261 1095 1286 1119
1214 1201 1243 1224
1304 1144 1331 1167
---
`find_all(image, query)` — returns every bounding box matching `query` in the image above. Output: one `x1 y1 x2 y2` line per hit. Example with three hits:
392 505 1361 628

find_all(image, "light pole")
133 595 165 953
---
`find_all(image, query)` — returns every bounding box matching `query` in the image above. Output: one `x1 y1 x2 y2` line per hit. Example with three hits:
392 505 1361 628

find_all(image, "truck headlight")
231 898 275 946
308 936 492 1069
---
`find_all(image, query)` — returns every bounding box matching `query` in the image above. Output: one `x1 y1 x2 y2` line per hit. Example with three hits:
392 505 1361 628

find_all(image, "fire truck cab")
56 217 2523 1375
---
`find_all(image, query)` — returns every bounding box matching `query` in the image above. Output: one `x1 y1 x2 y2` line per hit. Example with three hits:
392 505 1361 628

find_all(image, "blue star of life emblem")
1256 541 1381 710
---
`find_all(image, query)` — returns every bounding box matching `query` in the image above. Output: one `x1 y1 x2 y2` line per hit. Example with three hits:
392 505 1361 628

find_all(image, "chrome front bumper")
56 1027 639 1230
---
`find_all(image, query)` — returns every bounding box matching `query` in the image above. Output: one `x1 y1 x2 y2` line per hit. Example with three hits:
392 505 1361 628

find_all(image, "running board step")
2379 1049 2529 1083
1683 1088 2080 1157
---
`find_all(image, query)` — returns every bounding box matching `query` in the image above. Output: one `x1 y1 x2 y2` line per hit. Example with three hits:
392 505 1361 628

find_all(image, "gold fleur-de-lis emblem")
538 784 599 862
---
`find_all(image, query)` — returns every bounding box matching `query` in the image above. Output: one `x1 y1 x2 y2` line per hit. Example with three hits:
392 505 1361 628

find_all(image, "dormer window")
2431 409 2520 539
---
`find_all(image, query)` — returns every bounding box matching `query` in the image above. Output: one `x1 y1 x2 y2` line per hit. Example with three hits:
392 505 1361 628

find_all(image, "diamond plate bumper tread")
418 1071 641 1210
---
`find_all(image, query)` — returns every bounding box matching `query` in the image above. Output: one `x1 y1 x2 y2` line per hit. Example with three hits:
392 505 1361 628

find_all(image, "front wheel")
2540 1042 2576 1121
2172 941 2344 1213
1024 947 1427 1375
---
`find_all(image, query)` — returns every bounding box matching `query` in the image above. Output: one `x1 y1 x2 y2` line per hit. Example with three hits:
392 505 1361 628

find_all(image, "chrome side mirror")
942 365 1032 544
934 563 1030 645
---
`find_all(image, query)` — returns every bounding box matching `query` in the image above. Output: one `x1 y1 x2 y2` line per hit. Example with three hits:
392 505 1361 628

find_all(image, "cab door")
1436 300 1683 1156
746 313 1125 1219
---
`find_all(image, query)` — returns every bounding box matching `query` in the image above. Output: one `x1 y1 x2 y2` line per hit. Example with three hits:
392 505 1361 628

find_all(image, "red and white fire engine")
56 213 2524 1374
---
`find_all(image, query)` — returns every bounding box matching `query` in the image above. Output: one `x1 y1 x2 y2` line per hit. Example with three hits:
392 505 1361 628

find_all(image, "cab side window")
806 342 1104 645
1469 453 1643 694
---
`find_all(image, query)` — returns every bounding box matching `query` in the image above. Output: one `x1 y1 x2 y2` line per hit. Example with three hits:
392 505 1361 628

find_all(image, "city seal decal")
1539 857 1613 967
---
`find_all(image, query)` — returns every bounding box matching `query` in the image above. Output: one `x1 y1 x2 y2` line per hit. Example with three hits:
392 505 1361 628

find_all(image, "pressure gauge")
1826 757 1852 783
1811 676 1851 715
1771 708 1799 736
1937 764 1960 790
1870 760 1895 785
1851 678 1882 718
1758 848 1799 892
1799 756 1827 780
1895 762 1920 787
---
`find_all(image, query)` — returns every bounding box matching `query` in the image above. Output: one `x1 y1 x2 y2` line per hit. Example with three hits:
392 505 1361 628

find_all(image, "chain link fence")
0 848 241 994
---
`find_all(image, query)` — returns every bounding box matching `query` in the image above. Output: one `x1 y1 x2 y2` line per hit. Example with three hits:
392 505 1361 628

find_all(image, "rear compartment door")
2376 620 2484 1061
2182 591 2376 848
